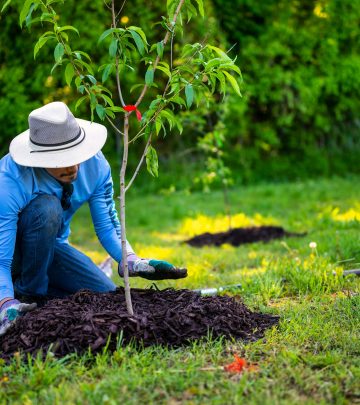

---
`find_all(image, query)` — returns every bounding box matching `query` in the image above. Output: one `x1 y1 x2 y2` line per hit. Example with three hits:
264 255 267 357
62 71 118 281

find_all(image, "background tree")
1 0 359 189
213 0 360 182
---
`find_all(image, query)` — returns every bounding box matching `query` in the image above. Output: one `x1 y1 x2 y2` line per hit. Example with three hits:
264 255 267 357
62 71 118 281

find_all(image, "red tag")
123 105 142 121
135 109 142 121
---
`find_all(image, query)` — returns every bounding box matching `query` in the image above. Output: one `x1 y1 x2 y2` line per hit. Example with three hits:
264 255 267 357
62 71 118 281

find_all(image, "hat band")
30 127 86 154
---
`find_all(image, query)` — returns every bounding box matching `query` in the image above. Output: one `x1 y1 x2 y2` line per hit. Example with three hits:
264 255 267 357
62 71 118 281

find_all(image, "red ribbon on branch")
123 105 142 121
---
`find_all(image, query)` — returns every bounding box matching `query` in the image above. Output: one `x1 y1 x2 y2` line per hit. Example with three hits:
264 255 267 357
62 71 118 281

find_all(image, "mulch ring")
0 288 279 359
185 225 305 247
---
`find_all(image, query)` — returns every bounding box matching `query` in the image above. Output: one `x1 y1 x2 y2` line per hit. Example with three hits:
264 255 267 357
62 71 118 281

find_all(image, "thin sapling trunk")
119 114 133 316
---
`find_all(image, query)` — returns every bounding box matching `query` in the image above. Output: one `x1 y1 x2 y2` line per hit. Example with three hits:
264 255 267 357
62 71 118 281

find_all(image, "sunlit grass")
1 176 359 404
331 206 360 222
178 212 277 237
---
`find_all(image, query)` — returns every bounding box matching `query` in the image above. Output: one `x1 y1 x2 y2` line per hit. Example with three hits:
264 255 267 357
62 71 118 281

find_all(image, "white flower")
309 241 317 249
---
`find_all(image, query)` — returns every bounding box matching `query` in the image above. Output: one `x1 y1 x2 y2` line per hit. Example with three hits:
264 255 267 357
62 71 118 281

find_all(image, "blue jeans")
11 194 116 298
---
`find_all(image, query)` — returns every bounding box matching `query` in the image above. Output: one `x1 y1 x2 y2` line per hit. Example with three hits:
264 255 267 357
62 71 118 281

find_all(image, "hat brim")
9 118 107 168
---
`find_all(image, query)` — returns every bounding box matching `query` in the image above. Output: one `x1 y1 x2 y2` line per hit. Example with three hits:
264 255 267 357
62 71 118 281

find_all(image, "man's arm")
88 154 187 280
88 155 134 263
0 175 24 301
0 174 37 336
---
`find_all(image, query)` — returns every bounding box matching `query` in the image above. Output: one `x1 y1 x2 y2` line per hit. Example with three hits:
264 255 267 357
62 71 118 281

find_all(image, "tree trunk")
119 114 134 316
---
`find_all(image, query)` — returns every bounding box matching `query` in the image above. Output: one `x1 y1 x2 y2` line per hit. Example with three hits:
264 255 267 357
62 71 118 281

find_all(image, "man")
0 101 187 336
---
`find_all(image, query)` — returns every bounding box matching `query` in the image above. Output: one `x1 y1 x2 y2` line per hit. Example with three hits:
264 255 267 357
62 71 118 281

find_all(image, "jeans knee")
20 195 62 235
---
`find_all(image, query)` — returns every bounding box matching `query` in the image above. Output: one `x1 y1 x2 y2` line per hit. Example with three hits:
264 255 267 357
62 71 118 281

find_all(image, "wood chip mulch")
0 288 279 359
185 225 305 247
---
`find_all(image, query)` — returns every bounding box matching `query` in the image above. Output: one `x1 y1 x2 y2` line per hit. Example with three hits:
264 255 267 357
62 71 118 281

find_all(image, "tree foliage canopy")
1 0 359 185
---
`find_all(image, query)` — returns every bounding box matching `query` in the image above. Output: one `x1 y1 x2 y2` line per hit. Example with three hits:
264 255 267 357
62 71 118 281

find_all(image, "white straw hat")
9 101 107 168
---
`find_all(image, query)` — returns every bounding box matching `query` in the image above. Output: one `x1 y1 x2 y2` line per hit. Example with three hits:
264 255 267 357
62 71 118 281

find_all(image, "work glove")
118 258 187 280
0 299 37 336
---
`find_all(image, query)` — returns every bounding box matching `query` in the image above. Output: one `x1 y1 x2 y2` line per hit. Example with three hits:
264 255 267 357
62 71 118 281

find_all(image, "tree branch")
135 0 185 107
106 116 124 136
125 134 152 192
112 0 126 107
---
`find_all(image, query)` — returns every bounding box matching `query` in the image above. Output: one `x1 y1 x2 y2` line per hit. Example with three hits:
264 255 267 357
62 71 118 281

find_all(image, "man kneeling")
0 102 187 335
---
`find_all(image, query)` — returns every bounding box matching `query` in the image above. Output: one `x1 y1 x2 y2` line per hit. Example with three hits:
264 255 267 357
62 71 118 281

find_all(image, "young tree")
2 0 241 315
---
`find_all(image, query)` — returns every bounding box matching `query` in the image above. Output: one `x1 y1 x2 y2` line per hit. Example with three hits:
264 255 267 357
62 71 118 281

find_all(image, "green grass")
1 176 360 404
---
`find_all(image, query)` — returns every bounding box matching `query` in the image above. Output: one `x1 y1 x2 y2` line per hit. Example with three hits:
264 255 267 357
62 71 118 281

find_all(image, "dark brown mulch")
0 288 279 359
185 225 305 247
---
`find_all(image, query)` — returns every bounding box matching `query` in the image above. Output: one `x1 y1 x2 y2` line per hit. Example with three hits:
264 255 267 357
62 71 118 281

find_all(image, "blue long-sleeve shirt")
0 151 132 300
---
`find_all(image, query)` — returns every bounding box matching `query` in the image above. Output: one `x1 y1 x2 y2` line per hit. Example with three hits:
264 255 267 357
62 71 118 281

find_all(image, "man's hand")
119 259 187 280
0 299 37 336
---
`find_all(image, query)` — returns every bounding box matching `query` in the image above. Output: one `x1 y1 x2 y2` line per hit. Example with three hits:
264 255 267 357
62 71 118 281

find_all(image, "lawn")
1 176 359 404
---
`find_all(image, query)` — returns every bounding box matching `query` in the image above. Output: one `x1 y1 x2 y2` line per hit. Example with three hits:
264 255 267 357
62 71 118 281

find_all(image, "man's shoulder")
82 151 110 172
0 154 31 182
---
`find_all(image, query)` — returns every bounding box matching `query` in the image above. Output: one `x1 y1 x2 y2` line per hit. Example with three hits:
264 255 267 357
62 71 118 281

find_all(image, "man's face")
45 165 80 183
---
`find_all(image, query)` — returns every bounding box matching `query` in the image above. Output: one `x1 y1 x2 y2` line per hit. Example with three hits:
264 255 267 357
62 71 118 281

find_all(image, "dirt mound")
0 288 278 359
185 225 304 247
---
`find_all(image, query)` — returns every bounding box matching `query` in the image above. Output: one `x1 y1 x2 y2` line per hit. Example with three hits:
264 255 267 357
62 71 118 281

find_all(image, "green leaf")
170 95 186 108
156 41 164 59
1 0 12 13
185 84 194 108
75 95 87 110
177 64 194 75
54 42 64 63
74 76 82 87
25 2 36 27
155 117 162 135
34 35 53 59
221 63 241 75
127 26 148 45
160 109 175 130
205 58 222 72
64 44 72 55
40 12 55 22
98 28 116 44
96 104 106 121
223 70 241 96
73 50 92 61
74 59 94 75
77 85 85 94
90 93 97 108
101 64 113 83
207 45 231 61
175 118 183 134
59 31 69 42
50 61 62 74
57 25 79 35
216 70 226 94
100 94 114 107
130 83 144 93
184 1 197 22
129 29 145 56
156 65 171 78
145 67 154 85
19 0 33 27
107 106 124 113
105 108 115 119
146 145 158 177
64 63 75 86
109 38 118 57
193 0 204 17
86 75 97 85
